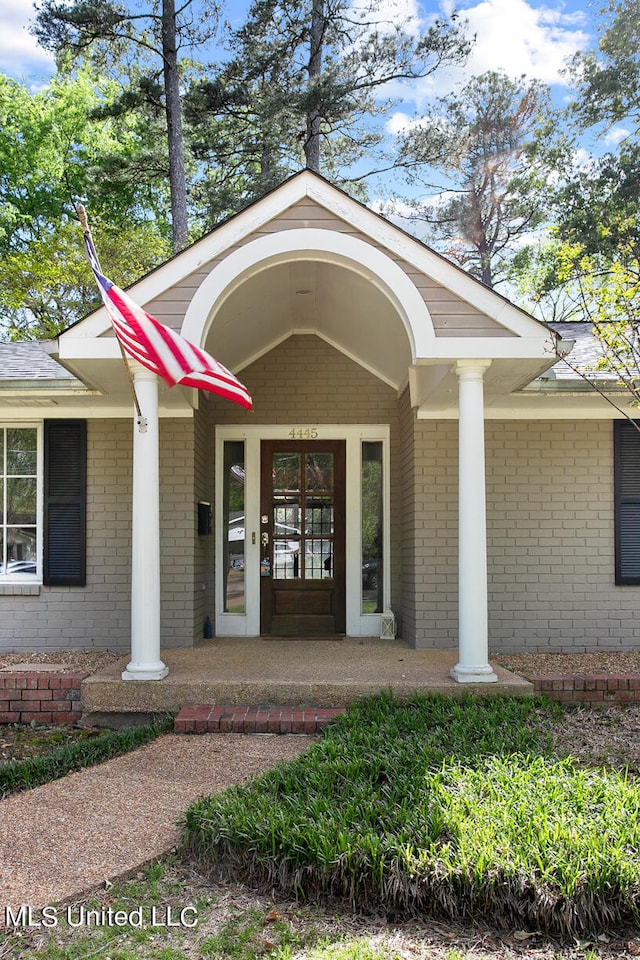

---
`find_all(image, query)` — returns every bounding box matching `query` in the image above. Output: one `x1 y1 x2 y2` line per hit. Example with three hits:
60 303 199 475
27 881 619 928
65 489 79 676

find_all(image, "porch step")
174 703 346 735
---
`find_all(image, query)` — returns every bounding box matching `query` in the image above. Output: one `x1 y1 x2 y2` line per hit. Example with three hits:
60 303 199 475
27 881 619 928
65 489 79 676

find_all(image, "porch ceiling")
205 259 412 389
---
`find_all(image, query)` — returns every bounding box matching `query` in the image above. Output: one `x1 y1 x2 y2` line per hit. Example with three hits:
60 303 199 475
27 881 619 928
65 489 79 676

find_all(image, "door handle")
261 532 269 547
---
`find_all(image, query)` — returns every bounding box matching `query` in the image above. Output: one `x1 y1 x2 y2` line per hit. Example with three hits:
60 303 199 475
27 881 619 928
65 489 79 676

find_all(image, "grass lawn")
182 694 640 937
3 695 640 960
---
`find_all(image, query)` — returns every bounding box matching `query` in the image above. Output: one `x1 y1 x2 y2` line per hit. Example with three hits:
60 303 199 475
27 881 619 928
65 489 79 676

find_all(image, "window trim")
0 423 42 583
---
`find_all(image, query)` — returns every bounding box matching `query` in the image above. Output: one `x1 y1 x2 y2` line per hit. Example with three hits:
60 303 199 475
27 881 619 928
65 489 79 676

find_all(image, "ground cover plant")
181 693 640 937
5 855 640 960
0 714 173 797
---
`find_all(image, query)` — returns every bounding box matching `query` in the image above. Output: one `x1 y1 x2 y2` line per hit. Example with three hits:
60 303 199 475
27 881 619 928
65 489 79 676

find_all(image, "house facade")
1 172 639 680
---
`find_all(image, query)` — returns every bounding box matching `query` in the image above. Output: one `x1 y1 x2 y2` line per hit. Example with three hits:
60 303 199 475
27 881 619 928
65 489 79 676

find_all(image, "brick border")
0 672 89 724
174 704 346 735
526 673 640 706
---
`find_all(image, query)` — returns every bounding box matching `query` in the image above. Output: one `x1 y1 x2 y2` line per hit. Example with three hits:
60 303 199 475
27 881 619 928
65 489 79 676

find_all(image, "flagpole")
75 204 146 426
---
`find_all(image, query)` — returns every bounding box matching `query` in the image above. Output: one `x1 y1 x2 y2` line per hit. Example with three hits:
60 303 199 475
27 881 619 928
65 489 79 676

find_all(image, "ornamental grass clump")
182 694 636 933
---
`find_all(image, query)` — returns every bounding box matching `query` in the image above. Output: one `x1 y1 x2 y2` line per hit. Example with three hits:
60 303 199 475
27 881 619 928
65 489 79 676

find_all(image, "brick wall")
407 418 640 653
211 334 399 427
0 418 199 654
527 674 640 706
0 672 88 724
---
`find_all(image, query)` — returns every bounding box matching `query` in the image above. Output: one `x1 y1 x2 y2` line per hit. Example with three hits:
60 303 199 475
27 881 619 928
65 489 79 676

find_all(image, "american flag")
83 230 253 410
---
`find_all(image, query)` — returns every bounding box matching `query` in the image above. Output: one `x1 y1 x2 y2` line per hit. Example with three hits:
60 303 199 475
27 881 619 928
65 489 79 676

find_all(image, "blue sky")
1 0 595 93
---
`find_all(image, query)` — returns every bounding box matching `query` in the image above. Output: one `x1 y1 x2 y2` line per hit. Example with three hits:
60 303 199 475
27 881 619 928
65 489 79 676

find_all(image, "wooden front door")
260 440 346 636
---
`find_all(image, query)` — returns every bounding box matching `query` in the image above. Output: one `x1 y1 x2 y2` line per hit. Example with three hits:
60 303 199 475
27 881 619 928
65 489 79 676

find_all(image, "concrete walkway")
0 732 311 913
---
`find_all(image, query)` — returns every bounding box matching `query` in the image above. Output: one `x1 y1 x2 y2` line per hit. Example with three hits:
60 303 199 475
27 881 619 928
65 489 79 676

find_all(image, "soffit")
206 259 411 388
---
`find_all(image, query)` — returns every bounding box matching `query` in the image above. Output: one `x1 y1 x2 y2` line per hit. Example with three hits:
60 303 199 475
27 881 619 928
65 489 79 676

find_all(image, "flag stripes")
83 231 253 410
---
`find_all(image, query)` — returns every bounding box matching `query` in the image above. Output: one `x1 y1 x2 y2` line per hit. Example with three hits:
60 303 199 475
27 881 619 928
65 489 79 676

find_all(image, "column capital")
129 361 160 384
455 359 492 380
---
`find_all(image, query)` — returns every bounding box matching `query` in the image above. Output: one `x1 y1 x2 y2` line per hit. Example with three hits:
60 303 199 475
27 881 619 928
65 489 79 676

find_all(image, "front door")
260 440 346 636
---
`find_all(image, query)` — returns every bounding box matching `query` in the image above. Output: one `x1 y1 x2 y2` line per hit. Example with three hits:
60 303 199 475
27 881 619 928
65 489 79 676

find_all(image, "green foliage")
0 68 172 338
510 1 640 405
567 0 640 137
182 693 640 935
0 714 173 798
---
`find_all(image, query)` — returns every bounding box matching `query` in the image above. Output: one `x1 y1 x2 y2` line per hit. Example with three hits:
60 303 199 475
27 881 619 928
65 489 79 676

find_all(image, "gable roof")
61 169 550 346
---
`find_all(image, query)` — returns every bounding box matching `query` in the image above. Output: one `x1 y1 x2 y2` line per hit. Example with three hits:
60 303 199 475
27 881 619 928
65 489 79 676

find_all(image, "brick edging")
0 672 89 724
526 673 640 705
174 704 346 735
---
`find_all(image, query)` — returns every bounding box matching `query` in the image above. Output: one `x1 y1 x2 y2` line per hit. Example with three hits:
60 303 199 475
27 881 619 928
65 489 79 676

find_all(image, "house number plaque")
288 427 319 439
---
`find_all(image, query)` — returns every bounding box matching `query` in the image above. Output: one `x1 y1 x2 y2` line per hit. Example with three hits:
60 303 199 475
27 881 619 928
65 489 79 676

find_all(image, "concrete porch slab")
81 638 532 715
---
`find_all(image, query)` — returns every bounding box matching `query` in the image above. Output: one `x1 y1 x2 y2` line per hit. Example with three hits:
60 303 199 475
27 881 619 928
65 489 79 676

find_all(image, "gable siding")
143 199 515 340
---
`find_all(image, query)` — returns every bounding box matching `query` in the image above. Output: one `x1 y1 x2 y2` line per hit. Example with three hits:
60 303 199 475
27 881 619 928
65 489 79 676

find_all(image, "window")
222 440 245 612
614 421 640 585
0 427 39 578
0 420 87 585
361 440 383 614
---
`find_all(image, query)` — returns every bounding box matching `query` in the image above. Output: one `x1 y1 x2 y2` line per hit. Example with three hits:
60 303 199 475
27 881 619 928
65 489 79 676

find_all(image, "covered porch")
47 172 563 682
80 637 532 717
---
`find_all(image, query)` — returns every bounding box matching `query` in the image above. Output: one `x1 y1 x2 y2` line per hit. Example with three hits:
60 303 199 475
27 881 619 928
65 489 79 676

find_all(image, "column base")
122 662 169 681
450 663 498 683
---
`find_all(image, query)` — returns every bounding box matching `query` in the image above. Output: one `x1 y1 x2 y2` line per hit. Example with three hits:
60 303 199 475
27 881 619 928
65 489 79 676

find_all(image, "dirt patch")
0 723 104 767
497 650 640 676
0 649 123 674
549 703 640 774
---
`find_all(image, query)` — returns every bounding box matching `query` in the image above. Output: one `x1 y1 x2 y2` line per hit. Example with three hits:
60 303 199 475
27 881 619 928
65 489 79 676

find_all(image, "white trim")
215 424 390 638
422 336 553 360
183 230 434 363
58 338 122 359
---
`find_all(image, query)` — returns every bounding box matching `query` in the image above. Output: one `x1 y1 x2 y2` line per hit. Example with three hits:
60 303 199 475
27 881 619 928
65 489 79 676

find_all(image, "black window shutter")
614 420 640 585
43 420 87 586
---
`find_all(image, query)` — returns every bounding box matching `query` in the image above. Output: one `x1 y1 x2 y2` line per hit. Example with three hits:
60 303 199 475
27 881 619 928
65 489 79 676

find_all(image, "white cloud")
0 0 55 81
386 111 419 135
350 0 424 35
401 0 591 107
460 0 589 84
605 126 631 146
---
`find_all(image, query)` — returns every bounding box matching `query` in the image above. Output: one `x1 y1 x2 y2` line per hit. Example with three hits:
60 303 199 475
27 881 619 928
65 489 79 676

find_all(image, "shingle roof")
0 342 77 381
546 322 618 381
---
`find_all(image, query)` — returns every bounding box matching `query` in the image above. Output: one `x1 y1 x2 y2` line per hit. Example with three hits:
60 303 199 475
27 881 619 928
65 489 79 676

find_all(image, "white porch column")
451 360 497 683
122 365 168 681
